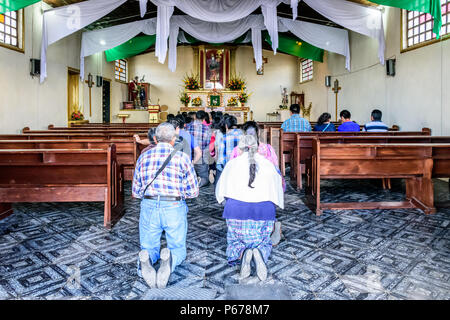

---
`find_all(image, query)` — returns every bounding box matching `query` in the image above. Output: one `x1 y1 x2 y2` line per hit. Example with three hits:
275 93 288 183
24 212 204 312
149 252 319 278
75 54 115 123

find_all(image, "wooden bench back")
0 146 123 228
0 133 147 141
0 139 138 181
305 140 450 215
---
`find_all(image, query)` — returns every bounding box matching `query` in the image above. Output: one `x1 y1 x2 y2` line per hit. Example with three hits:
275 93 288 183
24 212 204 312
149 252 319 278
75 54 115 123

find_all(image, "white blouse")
215 152 284 209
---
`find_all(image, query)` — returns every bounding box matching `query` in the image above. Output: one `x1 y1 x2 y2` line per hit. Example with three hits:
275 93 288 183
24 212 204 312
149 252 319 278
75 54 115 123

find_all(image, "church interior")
0 0 449 301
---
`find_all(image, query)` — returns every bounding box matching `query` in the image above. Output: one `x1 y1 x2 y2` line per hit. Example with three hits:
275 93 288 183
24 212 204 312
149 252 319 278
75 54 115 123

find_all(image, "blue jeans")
138 198 188 274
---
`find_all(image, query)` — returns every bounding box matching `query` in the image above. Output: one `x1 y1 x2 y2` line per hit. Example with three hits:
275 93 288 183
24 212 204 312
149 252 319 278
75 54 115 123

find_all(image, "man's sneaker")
240 249 253 279
139 250 156 288
156 248 172 289
252 248 267 281
271 221 282 246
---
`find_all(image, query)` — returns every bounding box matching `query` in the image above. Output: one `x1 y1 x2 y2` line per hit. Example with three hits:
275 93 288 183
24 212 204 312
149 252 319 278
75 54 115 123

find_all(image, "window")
0 9 24 52
402 0 450 51
300 58 313 83
115 59 127 82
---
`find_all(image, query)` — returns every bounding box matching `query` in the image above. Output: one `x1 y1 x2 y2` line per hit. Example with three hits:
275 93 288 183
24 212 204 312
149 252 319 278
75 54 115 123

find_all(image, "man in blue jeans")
133 123 199 288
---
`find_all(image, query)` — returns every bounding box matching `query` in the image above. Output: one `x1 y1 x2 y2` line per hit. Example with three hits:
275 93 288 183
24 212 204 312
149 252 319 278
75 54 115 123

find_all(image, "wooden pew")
304 140 450 216
50 124 158 130
0 140 137 181
278 128 432 177
70 123 156 127
23 127 149 134
292 135 450 190
0 146 124 228
0 133 146 141
256 121 400 144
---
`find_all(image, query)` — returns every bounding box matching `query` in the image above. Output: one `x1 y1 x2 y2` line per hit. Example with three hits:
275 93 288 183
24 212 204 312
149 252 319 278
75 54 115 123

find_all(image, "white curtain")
139 0 147 17
302 0 385 65
168 15 266 72
278 17 351 70
80 18 157 80
150 0 289 64
40 0 126 83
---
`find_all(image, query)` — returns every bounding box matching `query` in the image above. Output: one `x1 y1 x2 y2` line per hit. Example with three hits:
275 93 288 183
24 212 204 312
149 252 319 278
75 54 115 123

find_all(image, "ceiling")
43 0 381 30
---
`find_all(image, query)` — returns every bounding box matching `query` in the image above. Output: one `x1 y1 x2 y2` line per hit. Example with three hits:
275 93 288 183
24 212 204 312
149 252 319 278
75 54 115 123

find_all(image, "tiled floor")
0 176 449 300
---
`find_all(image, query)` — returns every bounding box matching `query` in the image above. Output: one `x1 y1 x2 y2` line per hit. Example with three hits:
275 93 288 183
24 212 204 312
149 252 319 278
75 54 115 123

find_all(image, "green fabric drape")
369 0 442 39
105 35 156 62
105 31 323 63
264 32 324 62
0 0 40 14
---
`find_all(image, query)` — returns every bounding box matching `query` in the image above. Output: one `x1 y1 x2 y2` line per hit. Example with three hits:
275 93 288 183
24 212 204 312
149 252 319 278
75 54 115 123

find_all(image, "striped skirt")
226 219 274 265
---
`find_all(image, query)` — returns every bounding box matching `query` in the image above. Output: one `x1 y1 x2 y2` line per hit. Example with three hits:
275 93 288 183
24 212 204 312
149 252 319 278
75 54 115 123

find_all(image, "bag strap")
322 123 331 132
142 142 183 197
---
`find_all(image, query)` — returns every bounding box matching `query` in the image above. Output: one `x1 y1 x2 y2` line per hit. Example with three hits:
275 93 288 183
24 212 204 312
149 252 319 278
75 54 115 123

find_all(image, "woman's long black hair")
317 112 332 126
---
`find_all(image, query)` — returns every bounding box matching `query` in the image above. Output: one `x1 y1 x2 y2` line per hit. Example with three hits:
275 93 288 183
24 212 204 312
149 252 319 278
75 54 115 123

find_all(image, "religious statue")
280 86 288 109
206 49 224 89
128 76 140 107
139 75 146 108
128 75 147 108
209 55 220 82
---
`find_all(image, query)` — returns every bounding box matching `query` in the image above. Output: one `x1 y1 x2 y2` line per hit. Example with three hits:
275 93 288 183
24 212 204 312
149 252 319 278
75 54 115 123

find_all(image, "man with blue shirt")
364 109 389 132
280 104 311 132
338 110 360 132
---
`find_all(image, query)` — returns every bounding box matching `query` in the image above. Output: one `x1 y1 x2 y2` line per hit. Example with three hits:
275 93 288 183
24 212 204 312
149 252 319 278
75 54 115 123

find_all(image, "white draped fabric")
302 0 385 65
80 18 157 80
149 0 285 64
278 17 351 70
40 0 126 83
168 15 266 72
139 0 147 18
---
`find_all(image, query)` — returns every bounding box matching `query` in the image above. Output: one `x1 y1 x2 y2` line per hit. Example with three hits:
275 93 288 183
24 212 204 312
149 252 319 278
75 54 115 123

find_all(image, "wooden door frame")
67 67 80 125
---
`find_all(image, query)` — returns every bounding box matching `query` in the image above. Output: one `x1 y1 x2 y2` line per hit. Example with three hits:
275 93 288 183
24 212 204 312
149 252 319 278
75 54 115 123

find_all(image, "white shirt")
215 152 284 209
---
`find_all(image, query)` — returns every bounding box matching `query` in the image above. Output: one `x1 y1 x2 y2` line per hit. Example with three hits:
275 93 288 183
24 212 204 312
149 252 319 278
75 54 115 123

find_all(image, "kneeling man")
133 122 199 288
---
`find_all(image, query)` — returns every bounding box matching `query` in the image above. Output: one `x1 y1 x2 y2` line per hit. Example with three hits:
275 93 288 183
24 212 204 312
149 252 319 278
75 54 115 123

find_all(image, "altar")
180 90 251 124
177 45 252 124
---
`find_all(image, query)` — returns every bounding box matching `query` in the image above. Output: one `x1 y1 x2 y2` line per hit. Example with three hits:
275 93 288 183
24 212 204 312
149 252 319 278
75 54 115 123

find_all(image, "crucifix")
84 73 94 117
332 79 341 121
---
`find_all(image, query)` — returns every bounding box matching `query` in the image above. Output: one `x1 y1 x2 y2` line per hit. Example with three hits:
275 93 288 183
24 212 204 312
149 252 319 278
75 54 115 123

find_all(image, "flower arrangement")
179 92 191 105
238 91 252 104
227 96 238 106
183 73 200 90
300 103 312 119
227 74 246 91
71 110 84 121
191 97 202 106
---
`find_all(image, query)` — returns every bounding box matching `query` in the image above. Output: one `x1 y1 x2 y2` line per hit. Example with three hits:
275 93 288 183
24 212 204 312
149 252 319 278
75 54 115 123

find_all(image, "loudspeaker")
30 59 40 76
386 59 395 76
325 75 331 87
96 76 103 87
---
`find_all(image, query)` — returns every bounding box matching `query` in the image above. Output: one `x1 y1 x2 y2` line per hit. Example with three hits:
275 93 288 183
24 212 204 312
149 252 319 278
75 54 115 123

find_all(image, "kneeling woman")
215 135 284 281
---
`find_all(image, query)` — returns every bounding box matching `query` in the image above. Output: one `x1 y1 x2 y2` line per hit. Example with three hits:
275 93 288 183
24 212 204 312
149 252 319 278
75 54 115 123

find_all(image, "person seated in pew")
338 110 360 132
363 109 389 132
281 104 312 132
133 123 199 289
313 112 336 132
215 135 284 282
